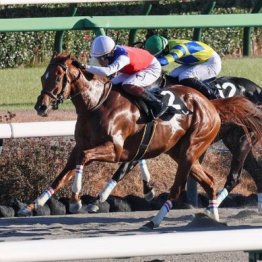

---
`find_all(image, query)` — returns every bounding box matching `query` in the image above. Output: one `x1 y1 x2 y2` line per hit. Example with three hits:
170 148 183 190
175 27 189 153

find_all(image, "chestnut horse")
19 53 262 229
92 76 262 213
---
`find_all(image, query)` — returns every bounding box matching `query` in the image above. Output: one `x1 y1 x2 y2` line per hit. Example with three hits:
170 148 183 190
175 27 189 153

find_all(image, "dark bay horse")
19 53 262 229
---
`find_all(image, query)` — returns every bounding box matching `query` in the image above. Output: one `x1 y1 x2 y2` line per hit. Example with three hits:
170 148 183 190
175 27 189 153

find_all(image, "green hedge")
0 0 261 68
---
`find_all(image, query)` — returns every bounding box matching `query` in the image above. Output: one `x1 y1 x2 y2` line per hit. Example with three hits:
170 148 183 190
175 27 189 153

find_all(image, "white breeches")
112 57 162 87
169 52 222 81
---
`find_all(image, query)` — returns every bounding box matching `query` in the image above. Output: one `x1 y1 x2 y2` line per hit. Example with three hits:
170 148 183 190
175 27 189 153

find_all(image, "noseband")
41 61 81 110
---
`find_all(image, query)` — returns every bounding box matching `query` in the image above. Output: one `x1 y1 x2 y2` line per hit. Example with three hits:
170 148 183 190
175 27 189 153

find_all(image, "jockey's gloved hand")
72 60 86 70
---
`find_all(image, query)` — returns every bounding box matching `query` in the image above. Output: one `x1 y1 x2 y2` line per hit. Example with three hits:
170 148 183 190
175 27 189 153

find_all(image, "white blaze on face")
45 72 49 80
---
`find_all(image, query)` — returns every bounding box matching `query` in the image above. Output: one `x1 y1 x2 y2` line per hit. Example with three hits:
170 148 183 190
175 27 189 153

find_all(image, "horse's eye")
56 76 61 82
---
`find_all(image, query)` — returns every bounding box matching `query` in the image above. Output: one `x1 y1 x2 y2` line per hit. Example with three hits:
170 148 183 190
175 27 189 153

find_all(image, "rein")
43 60 113 112
41 62 81 109
88 80 112 112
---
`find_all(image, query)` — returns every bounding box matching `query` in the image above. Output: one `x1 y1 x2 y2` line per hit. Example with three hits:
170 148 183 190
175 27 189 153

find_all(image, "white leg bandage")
72 165 84 194
216 188 229 206
207 199 219 221
258 193 262 212
151 200 173 227
99 179 117 202
34 187 54 207
139 160 150 182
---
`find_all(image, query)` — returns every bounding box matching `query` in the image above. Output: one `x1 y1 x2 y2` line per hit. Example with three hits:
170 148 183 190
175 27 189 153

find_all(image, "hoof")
144 189 155 202
17 207 33 217
204 208 220 222
86 203 99 213
258 204 262 213
141 221 156 230
69 201 82 214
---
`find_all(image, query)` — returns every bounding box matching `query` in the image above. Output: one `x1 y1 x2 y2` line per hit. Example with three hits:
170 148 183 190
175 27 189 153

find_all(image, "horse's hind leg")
190 163 219 220
242 149 262 212
217 131 253 206
144 120 220 229
145 150 195 229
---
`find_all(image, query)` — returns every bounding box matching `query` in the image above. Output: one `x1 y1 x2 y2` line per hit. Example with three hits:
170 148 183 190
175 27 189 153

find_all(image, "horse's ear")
52 51 58 58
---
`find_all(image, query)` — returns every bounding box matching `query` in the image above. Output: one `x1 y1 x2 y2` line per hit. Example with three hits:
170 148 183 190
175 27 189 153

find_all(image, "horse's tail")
212 97 262 143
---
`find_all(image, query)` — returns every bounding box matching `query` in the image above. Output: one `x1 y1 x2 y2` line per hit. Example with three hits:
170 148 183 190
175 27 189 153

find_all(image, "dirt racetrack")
1 110 262 261
1 208 262 262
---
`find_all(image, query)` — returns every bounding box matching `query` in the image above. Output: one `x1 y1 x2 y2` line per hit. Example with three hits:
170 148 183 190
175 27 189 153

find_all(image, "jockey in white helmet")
83 35 168 118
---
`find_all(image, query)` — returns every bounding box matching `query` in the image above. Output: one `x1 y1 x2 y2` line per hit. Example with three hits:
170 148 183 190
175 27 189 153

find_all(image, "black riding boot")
141 90 168 118
180 78 218 99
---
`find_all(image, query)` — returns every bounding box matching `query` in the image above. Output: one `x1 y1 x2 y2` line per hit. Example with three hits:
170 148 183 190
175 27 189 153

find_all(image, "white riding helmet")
90 35 116 58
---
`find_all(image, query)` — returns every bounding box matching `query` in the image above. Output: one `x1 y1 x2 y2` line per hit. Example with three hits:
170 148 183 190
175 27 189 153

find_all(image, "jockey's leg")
175 55 221 99
180 78 218 99
122 84 168 118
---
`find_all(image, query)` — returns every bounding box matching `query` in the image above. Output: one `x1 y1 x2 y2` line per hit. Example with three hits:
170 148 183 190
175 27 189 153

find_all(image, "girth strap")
131 120 157 161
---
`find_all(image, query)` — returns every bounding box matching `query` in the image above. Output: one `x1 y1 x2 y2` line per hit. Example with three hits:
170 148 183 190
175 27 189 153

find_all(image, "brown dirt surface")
0 109 77 123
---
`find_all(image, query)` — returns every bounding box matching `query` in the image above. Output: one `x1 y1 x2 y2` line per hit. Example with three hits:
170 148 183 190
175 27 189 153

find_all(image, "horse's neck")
72 77 108 114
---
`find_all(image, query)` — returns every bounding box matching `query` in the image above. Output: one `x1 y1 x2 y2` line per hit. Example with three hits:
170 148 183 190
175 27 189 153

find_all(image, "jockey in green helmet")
145 35 221 99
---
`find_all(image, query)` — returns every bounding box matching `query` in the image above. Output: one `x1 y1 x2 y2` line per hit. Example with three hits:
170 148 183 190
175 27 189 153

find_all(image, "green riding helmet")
145 35 168 56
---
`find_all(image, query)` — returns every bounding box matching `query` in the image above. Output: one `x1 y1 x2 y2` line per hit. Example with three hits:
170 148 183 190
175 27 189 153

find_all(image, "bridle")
41 59 112 112
41 61 81 110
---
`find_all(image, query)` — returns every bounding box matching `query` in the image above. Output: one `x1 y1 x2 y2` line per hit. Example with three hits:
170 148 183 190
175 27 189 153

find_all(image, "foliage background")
0 0 261 68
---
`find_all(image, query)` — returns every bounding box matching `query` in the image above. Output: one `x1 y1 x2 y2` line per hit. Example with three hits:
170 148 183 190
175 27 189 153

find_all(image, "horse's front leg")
69 164 84 213
68 142 117 213
87 161 139 213
72 141 118 212
139 160 155 201
17 146 79 216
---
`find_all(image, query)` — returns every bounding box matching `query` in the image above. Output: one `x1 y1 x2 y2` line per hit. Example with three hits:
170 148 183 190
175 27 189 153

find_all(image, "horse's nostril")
41 105 47 110
36 104 47 112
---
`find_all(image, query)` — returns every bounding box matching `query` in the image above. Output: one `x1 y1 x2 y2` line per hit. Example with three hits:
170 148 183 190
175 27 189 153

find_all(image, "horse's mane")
51 52 109 83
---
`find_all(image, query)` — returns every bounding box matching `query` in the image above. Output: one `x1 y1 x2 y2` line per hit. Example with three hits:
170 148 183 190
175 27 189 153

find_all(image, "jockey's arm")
85 55 130 77
158 44 186 66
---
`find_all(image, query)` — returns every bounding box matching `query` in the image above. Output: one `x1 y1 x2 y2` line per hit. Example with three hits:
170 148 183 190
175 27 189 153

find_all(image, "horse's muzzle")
35 104 49 117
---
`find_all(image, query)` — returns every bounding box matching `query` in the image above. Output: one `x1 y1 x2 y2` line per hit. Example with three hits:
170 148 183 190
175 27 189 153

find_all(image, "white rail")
0 229 262 261
0 121 76 138
0 0 154 5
